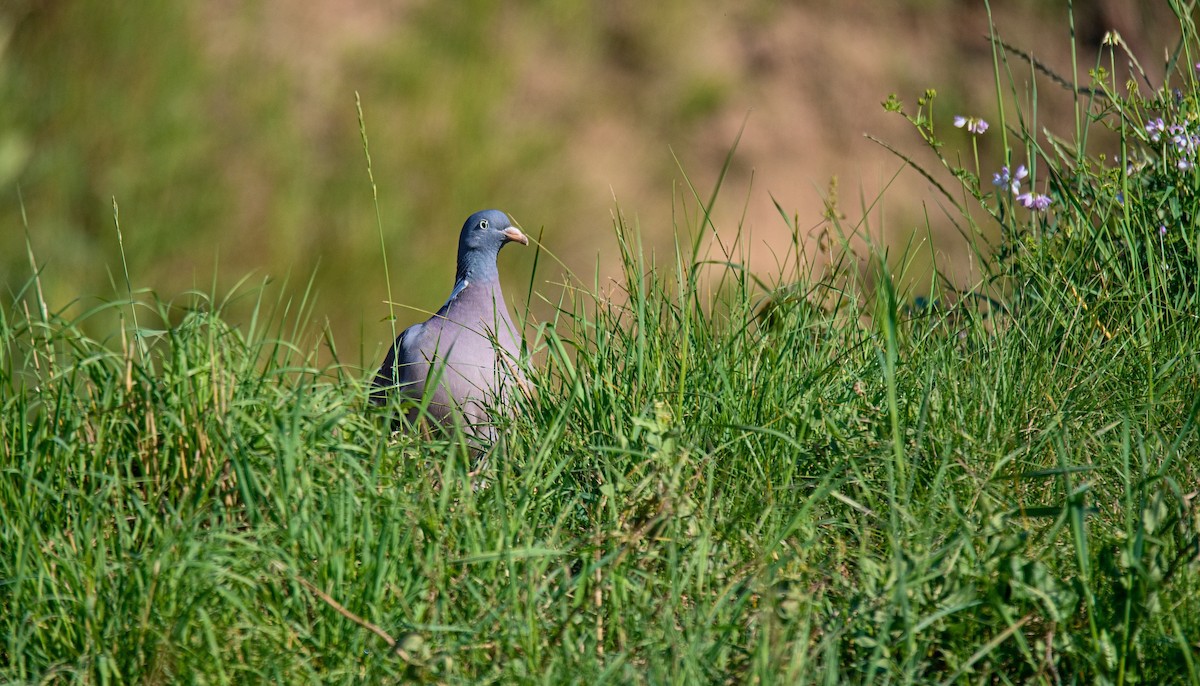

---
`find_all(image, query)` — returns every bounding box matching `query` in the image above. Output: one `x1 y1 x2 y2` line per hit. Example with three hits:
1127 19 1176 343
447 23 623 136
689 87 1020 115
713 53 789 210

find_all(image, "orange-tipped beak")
502 226 529 246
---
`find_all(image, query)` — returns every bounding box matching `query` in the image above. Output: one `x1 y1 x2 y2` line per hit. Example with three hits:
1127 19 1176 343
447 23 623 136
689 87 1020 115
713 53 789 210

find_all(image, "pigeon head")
455 209 528 280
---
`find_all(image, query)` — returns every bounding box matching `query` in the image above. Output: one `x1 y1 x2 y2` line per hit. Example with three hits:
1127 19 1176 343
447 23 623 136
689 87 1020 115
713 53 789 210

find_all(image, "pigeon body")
371 209 528 436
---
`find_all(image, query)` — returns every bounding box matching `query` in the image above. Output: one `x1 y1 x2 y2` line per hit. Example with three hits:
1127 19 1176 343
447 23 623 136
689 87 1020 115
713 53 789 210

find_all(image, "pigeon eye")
479 219 489 229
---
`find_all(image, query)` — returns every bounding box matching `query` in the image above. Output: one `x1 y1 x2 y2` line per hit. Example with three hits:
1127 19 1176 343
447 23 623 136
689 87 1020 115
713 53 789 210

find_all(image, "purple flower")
1170 125 1192 153
1146 118 1166 142
1159 225 1168 237
1178 158 1192 171
1016 192 1053 211
954 115 989 135
992 164 1028 194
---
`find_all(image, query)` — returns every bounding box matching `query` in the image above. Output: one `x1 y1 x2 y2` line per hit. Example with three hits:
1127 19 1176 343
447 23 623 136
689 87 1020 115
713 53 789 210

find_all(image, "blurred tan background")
0 1 1175 366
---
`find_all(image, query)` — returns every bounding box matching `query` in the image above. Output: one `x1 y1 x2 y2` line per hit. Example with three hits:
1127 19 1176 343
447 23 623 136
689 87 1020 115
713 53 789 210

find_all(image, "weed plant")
3 5 1200 684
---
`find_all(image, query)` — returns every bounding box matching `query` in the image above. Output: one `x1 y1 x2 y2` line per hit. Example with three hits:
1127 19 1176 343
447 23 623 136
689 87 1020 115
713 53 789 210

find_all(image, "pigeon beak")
502 226 529 246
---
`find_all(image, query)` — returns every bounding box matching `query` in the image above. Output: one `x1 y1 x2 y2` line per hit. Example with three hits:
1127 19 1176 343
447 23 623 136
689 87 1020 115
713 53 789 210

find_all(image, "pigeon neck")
455 250 499 285
443 259 503 314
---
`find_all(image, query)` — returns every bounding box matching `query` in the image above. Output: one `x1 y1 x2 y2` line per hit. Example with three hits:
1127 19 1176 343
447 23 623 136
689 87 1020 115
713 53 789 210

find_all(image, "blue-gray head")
455 209 528 280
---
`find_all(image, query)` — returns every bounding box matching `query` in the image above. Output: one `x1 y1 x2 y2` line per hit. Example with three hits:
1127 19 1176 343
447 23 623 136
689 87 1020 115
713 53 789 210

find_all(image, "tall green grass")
3 6 1200 685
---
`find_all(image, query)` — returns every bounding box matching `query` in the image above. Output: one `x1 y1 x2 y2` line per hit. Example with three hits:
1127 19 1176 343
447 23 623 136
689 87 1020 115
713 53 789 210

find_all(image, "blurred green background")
0 1 1172 366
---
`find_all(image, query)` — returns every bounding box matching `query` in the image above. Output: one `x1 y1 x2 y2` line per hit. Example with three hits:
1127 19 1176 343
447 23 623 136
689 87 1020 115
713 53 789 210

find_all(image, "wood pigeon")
371 209 528 440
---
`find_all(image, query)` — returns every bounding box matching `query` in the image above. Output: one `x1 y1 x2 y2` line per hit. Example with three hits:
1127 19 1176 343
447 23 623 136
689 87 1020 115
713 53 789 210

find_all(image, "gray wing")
371 316 464 427
370 321 426 407
372 286 525 433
